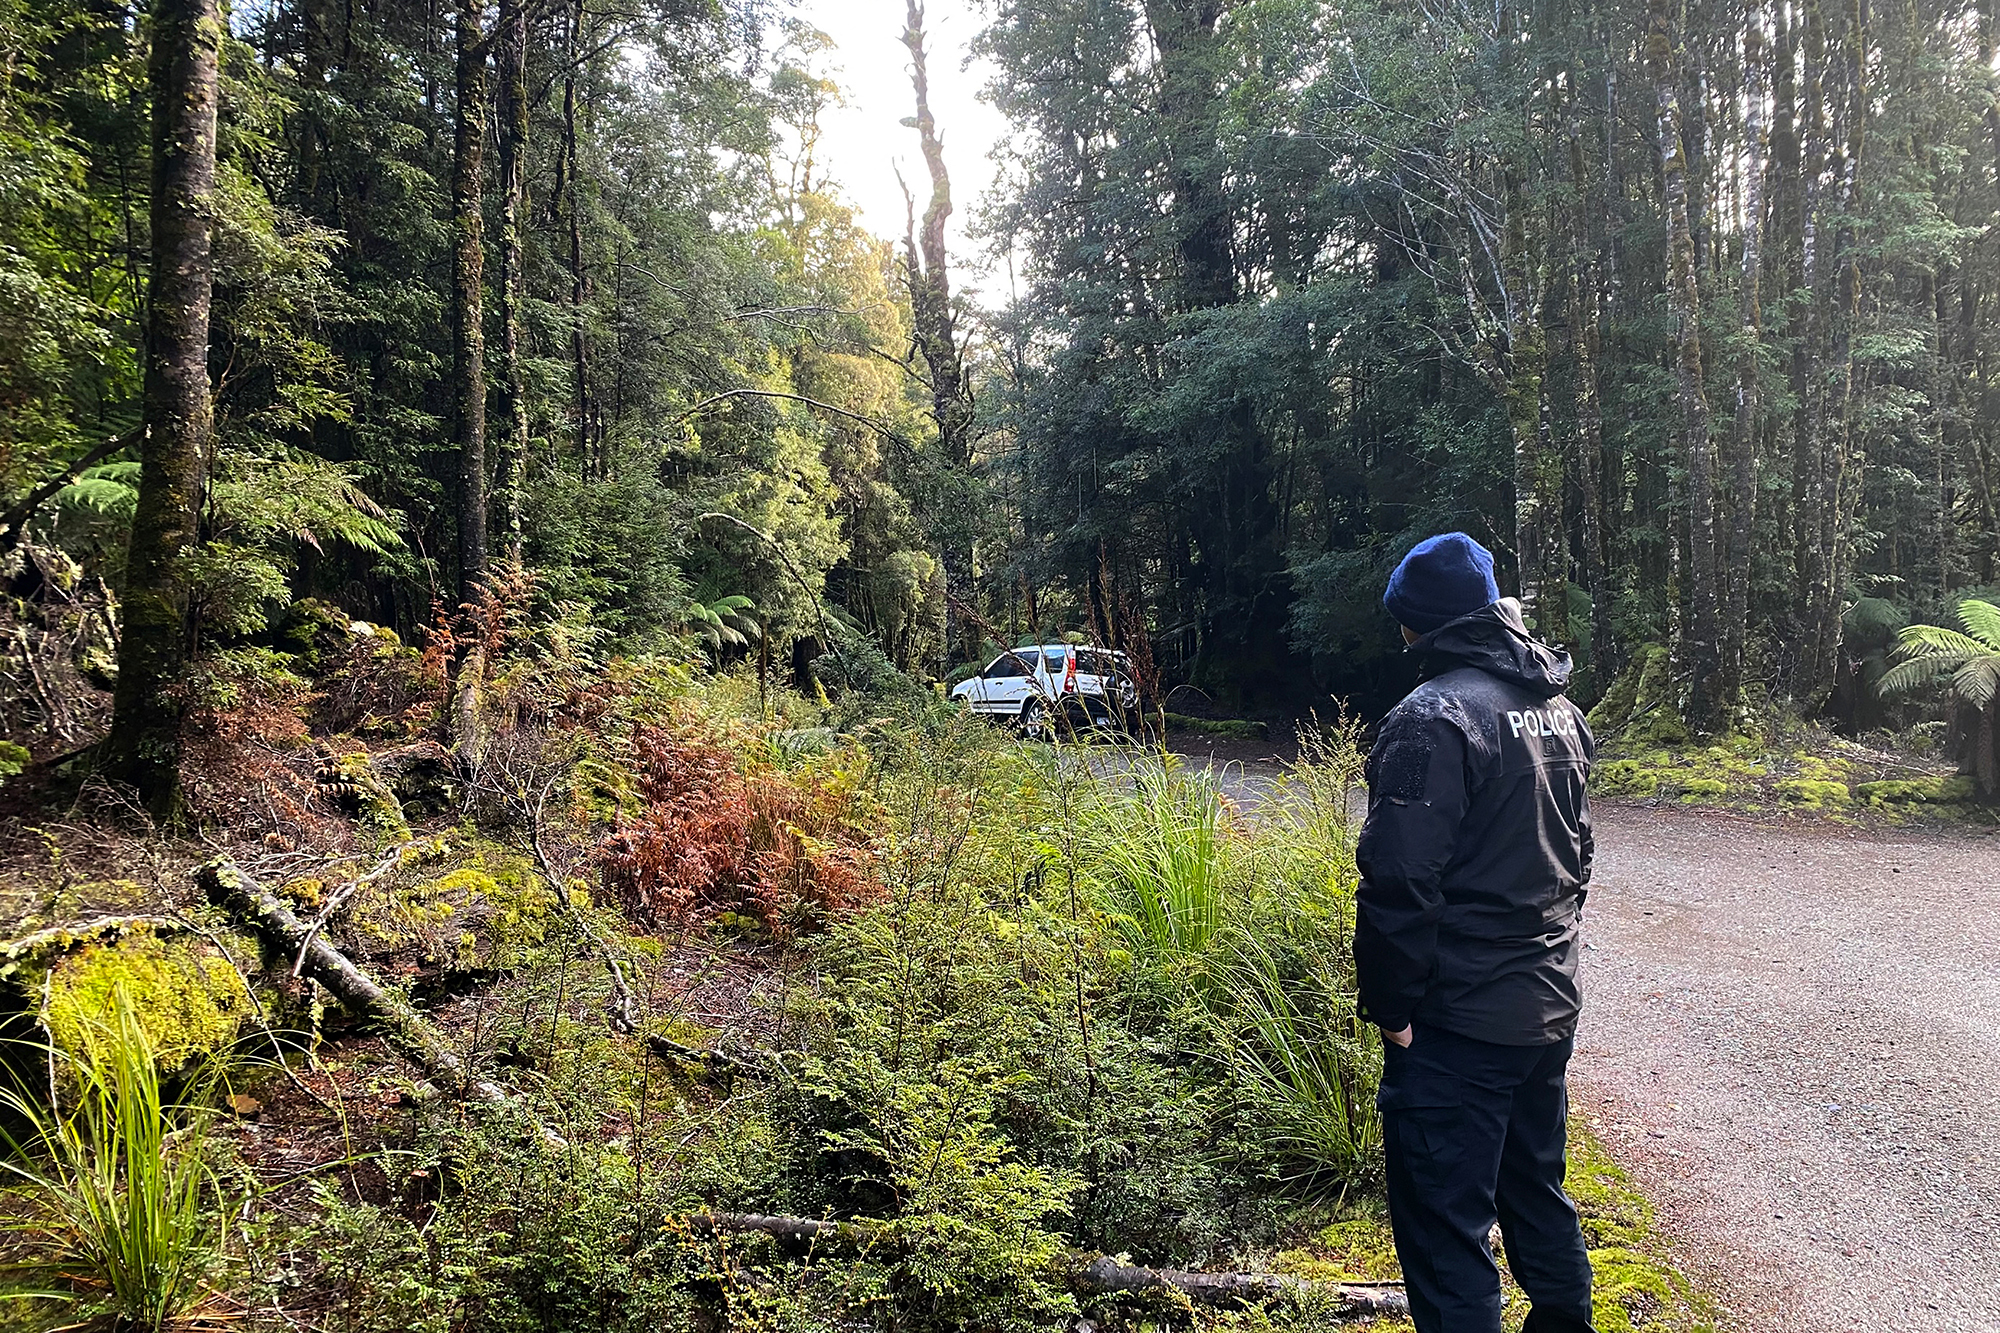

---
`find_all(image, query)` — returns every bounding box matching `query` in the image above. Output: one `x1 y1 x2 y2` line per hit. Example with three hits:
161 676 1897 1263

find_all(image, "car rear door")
980 652 1036 713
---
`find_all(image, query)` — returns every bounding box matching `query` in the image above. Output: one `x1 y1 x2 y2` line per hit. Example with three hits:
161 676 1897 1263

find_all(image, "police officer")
1354 532 1597 1333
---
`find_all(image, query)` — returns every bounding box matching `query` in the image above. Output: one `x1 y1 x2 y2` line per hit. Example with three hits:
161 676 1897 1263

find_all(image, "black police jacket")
1353 598 1595 1046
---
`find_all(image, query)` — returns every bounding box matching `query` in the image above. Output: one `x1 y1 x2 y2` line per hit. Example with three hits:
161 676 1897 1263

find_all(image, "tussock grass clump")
0 988 230 1328
1086 760 1235 965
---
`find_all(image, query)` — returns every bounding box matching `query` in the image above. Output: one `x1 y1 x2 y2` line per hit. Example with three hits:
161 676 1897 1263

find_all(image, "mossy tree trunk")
106 0 222 819
1720 0 1770 727
1568 125 1612 683
560 0 594 481
452 0 490 608
496 0 528 567
1977 698 1998 799
900 1 977 669
1647 0 1723 734
1814 0 1867 711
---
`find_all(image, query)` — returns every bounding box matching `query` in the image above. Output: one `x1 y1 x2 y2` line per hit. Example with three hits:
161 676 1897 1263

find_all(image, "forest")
6 0 2000 755
0 0 1996 1328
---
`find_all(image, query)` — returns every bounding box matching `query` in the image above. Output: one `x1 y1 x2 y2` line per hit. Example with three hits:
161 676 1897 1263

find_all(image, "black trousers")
1378 1025 1596 1333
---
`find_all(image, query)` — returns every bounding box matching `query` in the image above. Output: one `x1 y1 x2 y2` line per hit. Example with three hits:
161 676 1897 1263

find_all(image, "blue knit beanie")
1383 533 1501 633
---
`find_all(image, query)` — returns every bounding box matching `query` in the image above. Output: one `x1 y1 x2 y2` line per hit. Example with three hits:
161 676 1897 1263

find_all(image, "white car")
950 643 1139 730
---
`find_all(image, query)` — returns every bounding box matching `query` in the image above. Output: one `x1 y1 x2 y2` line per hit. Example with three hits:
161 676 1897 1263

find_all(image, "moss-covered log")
199 857 563 1148
688 1212 1409 1317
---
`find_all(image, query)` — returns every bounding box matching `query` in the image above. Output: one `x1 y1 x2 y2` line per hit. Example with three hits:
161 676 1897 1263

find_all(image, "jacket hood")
1411 597 1572 698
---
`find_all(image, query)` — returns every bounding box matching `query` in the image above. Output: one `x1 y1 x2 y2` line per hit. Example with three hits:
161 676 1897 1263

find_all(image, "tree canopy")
4 0 2000 797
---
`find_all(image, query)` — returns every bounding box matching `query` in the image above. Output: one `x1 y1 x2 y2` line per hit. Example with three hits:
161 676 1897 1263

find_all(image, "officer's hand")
1383 1025 1413 1048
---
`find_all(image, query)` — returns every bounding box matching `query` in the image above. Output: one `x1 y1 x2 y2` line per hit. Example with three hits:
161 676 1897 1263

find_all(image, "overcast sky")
790 0 1013 303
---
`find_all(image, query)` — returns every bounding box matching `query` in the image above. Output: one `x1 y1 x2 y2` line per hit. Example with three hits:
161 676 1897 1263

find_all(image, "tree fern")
1879 600 2000 704
685 594 759 654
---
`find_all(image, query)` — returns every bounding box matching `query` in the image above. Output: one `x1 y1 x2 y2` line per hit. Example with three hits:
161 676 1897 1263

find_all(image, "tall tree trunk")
562 0 592 482
1647 0 1724 732
1475 162 1556 637
1810 0 1867 708
1721 0 1771 726
900 1 977 666
1791 0 1830 699
1569 126 1612 687
107 0 222 817
1143 0 1287 695
452 0 490 607
496 0 528 566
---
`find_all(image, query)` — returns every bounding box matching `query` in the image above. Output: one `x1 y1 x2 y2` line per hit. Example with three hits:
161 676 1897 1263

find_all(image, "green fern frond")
211 458 402 557
1956 598 2000 651
1891 625 1991 662
54 463 142 520
1954 658 2000 708
1876 657 1951 698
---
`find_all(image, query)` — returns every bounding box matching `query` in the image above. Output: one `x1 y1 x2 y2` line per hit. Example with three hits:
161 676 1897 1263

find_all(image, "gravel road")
1574 806 2000 1333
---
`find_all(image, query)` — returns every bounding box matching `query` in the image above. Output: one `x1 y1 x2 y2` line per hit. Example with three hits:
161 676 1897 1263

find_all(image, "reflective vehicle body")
948 643 1138 728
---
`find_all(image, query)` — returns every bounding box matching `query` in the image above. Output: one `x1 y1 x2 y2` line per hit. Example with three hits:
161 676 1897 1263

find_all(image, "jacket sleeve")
1579 790 1595 888
1353 710 1470 1032
1576 705 1596 898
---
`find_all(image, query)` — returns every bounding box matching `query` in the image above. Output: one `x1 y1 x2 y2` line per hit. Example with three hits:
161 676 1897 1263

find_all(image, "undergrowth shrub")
251 668 1398 1331
598 720 878 937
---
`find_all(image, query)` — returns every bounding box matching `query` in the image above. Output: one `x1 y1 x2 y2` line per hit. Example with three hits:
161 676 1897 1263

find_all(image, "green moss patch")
343 841 561 971
1775 778 1852 809
45 933 246 1069
1590 744 1765 804
1853 775 1975 806
1586 708 1980 823
1164 713 1269 741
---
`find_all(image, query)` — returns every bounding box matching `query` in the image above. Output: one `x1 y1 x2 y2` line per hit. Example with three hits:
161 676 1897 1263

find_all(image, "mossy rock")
1776 778 1852 808
1589 644 1691 746
314 749 412 841
277 597 353 673
46 933 245 1069
0 741 29 782
1592 759 1661 798
1678 777 1729 801
1853 775 1976 806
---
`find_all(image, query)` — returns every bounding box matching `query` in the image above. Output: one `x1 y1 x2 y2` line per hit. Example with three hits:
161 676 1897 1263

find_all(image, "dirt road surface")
1576 806 2000 1333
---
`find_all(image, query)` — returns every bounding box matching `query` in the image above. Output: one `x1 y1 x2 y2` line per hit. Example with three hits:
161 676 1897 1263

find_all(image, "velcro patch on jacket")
1376 725 1432 801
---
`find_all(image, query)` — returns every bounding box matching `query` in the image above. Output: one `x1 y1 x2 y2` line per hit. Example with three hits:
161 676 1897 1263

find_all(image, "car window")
985 653 1032 677
1043 649 1070 672
1079 651 1121 676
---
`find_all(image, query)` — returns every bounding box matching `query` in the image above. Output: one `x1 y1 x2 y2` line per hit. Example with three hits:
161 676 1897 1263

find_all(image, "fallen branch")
642 1032 769 1081
524 786 640 1033
0 914 182 977
290 840 439 979
1070 1254 1406 1314
688 1213 1408 1316
199 857 564 1149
